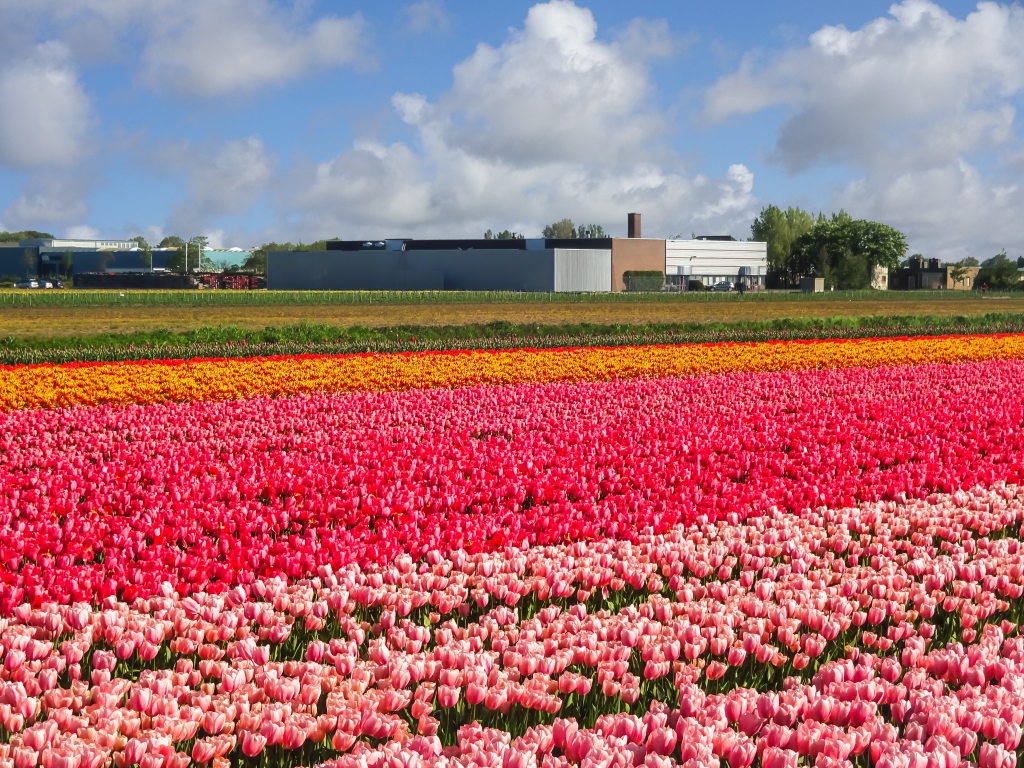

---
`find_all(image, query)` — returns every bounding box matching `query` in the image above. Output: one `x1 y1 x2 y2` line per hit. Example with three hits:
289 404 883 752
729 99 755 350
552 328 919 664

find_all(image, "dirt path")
2 297 1022 337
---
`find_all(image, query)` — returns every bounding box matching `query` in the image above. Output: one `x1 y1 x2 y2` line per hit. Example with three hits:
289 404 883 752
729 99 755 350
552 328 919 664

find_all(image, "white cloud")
64 224 99 239
158 136 274 234
0 171 93 229
402 1 450 35
137 1 367 96
0 42 91 169
1 0 368 97
702 0 1024 257
286 1 753 239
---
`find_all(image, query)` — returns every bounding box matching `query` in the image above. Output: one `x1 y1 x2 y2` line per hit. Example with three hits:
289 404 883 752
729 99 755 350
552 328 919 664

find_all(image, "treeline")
0 230 54 243
751 207 906 290
751 206 1022 290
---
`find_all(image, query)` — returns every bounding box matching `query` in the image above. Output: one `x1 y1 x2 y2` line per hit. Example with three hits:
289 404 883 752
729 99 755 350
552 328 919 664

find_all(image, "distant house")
891 256 978 290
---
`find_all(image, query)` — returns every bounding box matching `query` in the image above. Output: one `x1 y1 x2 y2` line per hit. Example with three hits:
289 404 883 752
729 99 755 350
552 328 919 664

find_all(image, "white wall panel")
666 240 767 276
553 249 612 292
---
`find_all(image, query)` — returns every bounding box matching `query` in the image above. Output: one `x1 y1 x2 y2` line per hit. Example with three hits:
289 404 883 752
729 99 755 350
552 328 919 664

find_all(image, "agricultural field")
3 331 1024 768
1 290 1022 337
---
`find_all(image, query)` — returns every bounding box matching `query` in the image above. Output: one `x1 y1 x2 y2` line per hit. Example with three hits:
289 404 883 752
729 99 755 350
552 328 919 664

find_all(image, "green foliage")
978 252 1021 290
246 240 331 274
950 259 976 288
542 219 576 238
622 270 664 292
577 224 606 238
750 205 815 278
0 230 54 243
61 250 73 277
789 213 907 290
21 248 36 276
132 236 153 270
158 235 185 248
483 230 523 240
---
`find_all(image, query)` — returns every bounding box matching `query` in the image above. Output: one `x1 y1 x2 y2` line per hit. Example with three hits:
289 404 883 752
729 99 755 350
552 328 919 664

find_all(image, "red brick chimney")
627 212 641 238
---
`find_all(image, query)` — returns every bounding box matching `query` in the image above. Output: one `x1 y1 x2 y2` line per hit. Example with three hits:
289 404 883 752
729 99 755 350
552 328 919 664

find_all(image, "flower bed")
2 359 1024 608
3 334 1024 411
2 486 1024 768
3 337 1024 767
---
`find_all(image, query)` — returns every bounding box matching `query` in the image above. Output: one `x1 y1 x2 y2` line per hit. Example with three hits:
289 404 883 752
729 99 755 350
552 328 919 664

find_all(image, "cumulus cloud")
402 1 450 35
0 171 93 230
137 1 367 96
157 136 274 235
64 224 99 239
0 42 91 169
702 0 1024 257
3 0 368 97
286 1 753 239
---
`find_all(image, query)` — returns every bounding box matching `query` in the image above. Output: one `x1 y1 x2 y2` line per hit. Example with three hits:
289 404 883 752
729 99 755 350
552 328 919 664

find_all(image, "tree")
97 252 112 272
61 249 73 278
577 224 606 238
542 219 576 239
188 235 210 271
950 258 977 288
788 213 906 290
132 236 153 271
483 230 523 240
159 235 185 249
1 230 54 243
750 205 815 279
243 240 332 274
21 248 36 277
977 252 1020 290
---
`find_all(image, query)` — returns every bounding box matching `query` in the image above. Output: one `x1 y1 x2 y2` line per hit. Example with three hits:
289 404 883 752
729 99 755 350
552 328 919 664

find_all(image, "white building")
666 237 768 288
20 237 139 252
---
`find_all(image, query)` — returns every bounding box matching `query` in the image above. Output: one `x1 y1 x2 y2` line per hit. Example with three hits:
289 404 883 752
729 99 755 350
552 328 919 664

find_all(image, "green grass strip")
4 312 1024 366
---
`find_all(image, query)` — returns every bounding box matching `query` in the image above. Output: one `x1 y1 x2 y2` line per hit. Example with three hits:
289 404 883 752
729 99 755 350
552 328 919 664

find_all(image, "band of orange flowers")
3 333 1023 412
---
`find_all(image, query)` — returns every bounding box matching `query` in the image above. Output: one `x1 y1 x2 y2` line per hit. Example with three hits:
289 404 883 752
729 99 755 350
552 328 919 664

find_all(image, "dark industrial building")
0 246 177 281
268 213 667 293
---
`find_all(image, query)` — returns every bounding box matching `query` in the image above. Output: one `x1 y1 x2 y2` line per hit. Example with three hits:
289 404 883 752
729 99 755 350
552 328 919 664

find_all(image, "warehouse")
665 237 768 289
268 214 665 292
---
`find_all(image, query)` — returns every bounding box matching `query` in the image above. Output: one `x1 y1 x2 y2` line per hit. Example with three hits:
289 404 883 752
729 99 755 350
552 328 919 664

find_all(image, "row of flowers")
3 334 1024 411
6 320 1024 368
1 485 1024 767
2 359 1024 607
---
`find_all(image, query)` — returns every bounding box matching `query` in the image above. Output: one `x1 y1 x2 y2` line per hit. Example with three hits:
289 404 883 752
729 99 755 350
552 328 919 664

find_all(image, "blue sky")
0 1 1022 260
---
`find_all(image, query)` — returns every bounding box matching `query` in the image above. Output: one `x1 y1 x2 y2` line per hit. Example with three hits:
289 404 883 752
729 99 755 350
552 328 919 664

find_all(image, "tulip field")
4 335 1024 768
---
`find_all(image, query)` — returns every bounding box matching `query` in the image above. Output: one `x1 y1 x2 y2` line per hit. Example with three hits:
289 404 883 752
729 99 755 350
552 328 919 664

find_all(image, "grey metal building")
268 239 613 292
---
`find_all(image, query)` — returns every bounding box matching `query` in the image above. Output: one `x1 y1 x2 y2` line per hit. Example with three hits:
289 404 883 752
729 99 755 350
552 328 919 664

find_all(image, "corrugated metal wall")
553 249 611 292
268 250 558 292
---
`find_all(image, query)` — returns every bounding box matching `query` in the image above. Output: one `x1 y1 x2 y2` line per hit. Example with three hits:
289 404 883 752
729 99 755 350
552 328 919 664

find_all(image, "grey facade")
0 247 39 280
268 248 612 292
39 249 175 277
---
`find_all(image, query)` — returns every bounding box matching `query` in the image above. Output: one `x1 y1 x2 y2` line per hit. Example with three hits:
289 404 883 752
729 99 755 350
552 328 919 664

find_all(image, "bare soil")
2 297 1023 338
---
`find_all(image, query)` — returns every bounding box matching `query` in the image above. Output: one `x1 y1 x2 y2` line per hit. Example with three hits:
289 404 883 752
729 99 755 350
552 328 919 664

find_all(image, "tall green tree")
788 213 906 290
977 252 1020 290
577 224 606 238
21 248 37 277
132 236 153 271
542 219 576 238
750 205 815 278
61 250 73 277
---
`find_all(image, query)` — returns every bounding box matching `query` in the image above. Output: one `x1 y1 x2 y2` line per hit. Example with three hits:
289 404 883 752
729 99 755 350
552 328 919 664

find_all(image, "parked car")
711 280 735 292
15 279 40 289
51 279 64 288
40 280 53 289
